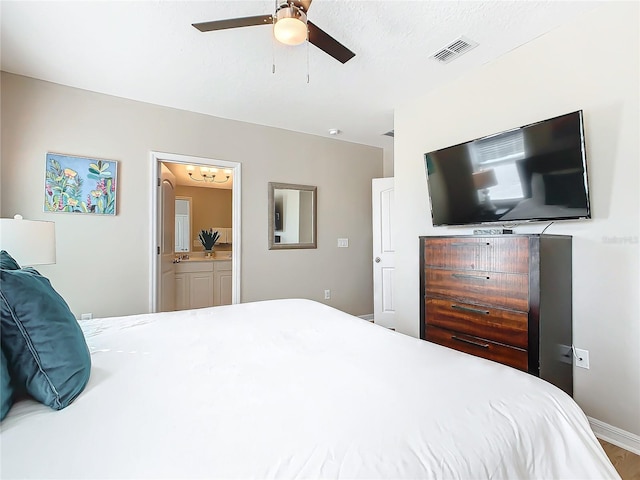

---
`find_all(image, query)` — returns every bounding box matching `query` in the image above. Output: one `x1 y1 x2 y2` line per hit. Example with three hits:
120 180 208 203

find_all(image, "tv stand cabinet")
419 234 573 396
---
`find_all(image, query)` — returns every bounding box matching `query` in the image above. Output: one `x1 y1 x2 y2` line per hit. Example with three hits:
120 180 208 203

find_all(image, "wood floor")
599 440 640 480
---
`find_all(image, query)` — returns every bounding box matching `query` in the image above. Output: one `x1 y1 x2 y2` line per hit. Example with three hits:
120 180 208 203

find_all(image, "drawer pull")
452 335 490 349
451 304 490 315
451 273 490 281
450 242 491 247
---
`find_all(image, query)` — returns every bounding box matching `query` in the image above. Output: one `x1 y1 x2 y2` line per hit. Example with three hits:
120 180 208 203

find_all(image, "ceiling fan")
192 0 355 64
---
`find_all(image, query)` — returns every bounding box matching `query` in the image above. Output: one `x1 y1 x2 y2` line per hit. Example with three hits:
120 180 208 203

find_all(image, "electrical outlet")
574 348 590 369
324 289 331 300
80 313 93 320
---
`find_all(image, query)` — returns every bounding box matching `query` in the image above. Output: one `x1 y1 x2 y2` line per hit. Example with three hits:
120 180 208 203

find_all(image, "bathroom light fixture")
186 166 230 184
273 5 308 45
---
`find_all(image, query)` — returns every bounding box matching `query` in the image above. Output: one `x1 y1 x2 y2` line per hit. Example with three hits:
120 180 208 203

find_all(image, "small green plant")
199 229 220 250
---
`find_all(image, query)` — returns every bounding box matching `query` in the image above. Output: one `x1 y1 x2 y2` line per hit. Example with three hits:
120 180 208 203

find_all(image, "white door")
160 164 176 312
372 177 395 329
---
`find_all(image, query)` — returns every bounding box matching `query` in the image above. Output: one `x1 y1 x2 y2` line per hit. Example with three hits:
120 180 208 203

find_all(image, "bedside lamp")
0 214 56 266
473 169 498 212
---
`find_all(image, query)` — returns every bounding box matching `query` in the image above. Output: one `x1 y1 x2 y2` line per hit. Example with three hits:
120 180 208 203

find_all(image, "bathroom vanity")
175 257 232 310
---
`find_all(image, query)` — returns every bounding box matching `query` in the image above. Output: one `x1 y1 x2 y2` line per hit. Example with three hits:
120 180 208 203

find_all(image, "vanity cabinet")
175 262 214 310
175 259 231 310
214 260 232 306
175 273 187 310
419 234 573 396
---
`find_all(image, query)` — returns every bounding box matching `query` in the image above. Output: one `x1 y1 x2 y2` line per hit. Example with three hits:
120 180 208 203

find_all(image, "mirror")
175 197 191 252
268 182 317 250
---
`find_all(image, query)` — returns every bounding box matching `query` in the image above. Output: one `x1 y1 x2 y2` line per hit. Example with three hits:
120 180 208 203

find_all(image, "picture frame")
44 152 118 215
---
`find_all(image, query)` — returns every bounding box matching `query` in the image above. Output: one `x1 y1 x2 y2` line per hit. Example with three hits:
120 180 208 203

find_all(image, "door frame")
150 151 242 312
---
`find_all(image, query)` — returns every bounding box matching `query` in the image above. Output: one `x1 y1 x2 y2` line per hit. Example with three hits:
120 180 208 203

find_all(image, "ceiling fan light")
274 7 307 46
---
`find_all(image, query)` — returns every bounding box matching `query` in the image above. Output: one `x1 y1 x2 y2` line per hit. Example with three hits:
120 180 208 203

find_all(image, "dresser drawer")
424 237 530 274
425 325 528 372
425 297 528 349
424 268 529 312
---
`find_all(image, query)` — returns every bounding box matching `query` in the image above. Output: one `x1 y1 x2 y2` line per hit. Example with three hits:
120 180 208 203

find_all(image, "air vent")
430 36 478 64
383 130 395 138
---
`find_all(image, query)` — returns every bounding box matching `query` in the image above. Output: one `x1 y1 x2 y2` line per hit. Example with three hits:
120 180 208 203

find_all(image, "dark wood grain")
419 234 574 396
192 15 272 32
424 236 530 273
425 298 528 349
307 21 356 64
425 325 528 371
424 267 529 312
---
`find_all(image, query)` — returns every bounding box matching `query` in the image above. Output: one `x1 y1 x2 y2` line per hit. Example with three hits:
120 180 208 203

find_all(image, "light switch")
337 238 349 248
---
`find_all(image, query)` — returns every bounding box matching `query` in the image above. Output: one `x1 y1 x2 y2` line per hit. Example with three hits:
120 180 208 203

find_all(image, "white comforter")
1 299 618 479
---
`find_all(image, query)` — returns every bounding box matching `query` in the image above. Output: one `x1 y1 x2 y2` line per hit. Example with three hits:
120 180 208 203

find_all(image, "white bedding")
1 299 618 479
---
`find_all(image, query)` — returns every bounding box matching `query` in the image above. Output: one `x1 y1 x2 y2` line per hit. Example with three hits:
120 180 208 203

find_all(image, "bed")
1 299 618 479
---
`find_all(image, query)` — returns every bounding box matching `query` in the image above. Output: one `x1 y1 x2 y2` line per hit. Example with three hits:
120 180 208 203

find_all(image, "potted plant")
199 229 220 256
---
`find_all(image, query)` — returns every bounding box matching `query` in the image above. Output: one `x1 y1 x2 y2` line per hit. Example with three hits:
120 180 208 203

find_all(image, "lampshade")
0 214 56 266
473 169 498 190
273 7 307 46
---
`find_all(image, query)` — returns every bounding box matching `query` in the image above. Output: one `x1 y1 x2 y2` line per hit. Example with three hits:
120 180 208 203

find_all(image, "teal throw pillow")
0 250 21 270
0 268 91 410
1 348 13 420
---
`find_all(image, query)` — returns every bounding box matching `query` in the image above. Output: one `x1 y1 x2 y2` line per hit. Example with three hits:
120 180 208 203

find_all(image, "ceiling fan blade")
193 15 273 32
307 21 355 64
293 0 313 12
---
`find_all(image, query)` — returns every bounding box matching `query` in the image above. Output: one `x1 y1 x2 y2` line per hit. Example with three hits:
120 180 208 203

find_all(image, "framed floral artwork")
44 153 118 215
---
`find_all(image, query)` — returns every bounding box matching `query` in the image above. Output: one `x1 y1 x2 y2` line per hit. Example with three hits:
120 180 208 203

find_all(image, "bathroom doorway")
150 152 241 313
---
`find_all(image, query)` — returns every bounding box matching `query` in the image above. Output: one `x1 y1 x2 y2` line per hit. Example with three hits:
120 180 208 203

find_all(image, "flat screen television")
424 110 591 227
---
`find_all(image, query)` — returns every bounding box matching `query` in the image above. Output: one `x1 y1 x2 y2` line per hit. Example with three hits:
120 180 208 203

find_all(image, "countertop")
175 254 232 263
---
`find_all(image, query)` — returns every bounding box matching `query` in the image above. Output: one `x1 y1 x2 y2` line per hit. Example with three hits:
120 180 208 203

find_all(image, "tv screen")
424 111 591 227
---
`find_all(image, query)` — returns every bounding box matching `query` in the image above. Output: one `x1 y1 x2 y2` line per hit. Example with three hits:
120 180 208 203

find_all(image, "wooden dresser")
419 234 573 396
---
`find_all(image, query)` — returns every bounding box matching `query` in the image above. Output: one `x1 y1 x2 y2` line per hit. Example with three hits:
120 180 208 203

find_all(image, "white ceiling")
0 1 601 149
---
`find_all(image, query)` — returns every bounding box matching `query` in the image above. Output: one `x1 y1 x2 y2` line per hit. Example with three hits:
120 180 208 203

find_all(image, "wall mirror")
175 197 191 252
268 182 317 250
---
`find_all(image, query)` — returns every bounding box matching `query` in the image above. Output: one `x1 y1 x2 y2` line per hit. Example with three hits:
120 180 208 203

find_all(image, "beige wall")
1 73 382 318
394 2 639 436
175 184 232 251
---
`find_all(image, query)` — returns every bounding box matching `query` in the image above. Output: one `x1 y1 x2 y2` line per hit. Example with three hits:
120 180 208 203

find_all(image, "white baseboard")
359 314 374 322
589 416 640 455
